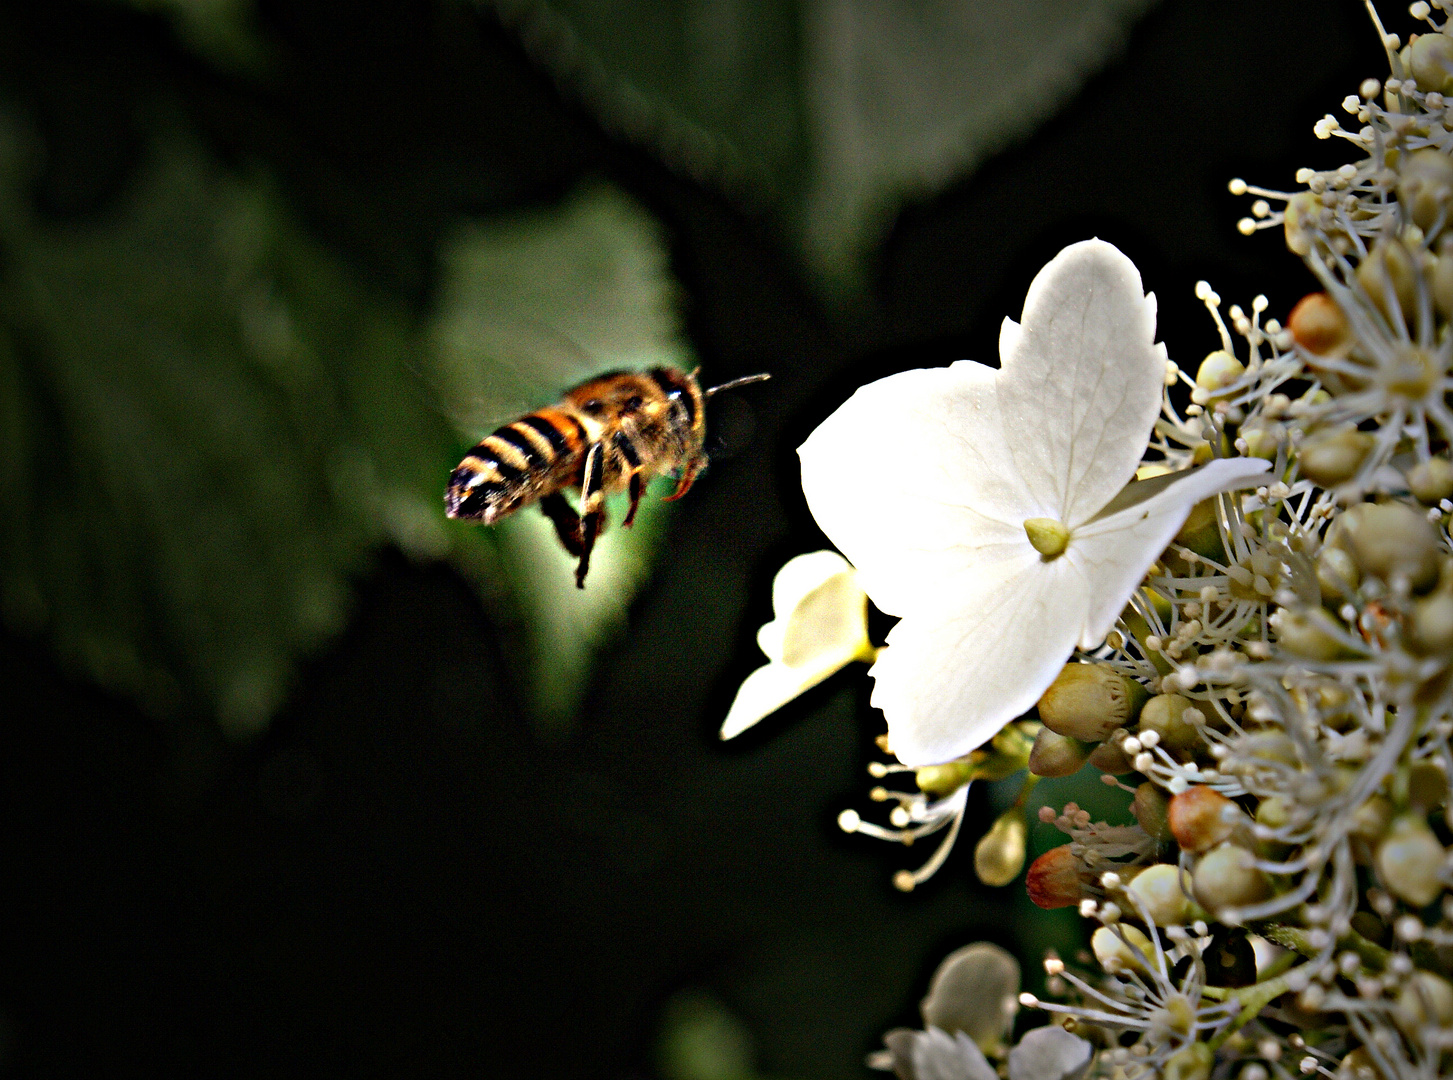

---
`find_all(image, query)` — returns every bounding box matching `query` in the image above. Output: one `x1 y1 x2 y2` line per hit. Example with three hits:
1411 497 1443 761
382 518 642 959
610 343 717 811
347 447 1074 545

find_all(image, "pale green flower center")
1024 517 1070 557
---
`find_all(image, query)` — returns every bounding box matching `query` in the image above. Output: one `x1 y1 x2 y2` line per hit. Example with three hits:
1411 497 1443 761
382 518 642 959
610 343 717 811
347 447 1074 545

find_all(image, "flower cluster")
725 4 1453 1076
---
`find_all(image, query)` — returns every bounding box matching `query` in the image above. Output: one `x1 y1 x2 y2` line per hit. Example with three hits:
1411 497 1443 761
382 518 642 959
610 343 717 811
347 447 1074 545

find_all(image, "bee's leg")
663 454 705 502
575 441 606 588
540 493 584 557
622 471 644 528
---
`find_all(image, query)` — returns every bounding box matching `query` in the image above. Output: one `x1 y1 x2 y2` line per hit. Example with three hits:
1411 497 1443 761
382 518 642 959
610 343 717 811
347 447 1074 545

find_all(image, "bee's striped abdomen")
445 408 587 522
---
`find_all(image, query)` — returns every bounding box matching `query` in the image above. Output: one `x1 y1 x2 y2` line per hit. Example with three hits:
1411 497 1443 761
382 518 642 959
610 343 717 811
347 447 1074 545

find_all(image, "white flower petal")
870 553 1087 766
1007 1026 1093 1080
758 550 860 661
995 239 1166 526
912 1029 999 1080
719 651 858 740
799 361 1028 616
1071 457 1271 648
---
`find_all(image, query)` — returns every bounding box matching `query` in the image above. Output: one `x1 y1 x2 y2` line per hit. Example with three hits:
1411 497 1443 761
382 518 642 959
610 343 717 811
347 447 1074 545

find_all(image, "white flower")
719 550 875 740
799 240 1270 766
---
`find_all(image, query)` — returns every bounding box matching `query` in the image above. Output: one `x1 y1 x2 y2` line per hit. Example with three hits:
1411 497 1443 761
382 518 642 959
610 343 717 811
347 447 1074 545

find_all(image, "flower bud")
974 809 1027 887
1239 422 1281 461
1174 498 1226 563
1131 782 1172 841
1028 727 1092 778
1192 842 1271 915
1272 608 1355 662
1398 148 1453 231
1086 732 1134 775
1026 845 1082 909
1395 971 1453 1035
1316 545 1361 603
1410 592 1453 654
1411 30 1453 93
1298 428 1374 488
1375 814 1445 907
1346 501 1442 592
1288 292 1351 356
1195 350 1245 394
1407 457 1453 505
1255 795 1293 830
1090 924 1153 974
1125 862 1192 926
1434 246 1453 320
916 760 974 797
1404 761 1448 812
1138 694 1202 754
1036 664 1147 743
1356 238 1417 324
1168 786 1245 853
1348 795 1393 843
1162 1042 1212 1080
1283 191 1321 256
1339 1047 1385 1080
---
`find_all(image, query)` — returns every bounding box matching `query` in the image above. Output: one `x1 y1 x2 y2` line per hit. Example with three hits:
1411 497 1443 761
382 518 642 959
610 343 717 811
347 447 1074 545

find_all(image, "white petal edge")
719 650 861 740
1071 457 1272 649
995 239 1167 526
870 552 1087 766
1007 1027 1093 1080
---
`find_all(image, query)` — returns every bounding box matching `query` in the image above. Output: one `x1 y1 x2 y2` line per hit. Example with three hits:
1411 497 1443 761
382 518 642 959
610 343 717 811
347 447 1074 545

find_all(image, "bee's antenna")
704 373 771 398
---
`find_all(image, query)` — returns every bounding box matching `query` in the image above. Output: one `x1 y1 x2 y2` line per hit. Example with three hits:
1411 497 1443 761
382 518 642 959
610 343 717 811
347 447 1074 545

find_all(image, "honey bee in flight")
444 367 769 588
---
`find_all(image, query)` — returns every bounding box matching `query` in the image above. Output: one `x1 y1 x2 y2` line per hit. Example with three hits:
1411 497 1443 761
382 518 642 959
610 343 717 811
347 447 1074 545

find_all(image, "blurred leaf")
111 0 269 73
488 0 1158 299
657 990 758 1080
0 100 693 734
427 187 693 729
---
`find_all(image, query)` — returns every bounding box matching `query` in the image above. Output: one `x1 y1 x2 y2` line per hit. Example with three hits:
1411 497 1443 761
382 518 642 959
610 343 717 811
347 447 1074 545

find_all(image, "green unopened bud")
1348 795 1393 843
1411 592 1453 654
1407 457 1453 505
1192 842 1271 915
1131 782 1172 841
1195 350 1245 394
1162 1041 1213 1080
1138 694 1203 754
1255 795 1294 831
1395 971 1453 1035
1125 862 1192 926
916 760 974 797
1376 814 1445 907
1398 148 1453 230
1027 727 1091 778
1024 517 1069 557
1434 246 1453 320
1169 786 1245 853
1037 664 1148 743
1357 238 1417 324
1026 845 1082 909
1405 761 1448 812
1316 545 1361 603
1272 608 1356 662
1298 428 1374 487
1087 732 1135 775
1090 924 1154 975
974 809 1027 887
1240 422 1281 461
1347 501 1442 592
1173 497 1226 562
1411 30 1453 93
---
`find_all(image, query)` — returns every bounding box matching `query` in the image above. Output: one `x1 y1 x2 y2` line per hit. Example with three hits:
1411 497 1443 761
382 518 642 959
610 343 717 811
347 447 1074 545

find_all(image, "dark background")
0 0 1381 1074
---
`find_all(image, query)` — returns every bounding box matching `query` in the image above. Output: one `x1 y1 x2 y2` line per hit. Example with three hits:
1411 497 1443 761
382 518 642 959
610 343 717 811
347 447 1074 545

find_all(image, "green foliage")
487 0 1159 298
0 103 690 735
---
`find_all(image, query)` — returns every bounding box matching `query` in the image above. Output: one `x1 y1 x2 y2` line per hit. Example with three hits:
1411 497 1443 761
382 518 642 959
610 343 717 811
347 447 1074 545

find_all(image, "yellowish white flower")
719 550 875 740
798 240 1270 766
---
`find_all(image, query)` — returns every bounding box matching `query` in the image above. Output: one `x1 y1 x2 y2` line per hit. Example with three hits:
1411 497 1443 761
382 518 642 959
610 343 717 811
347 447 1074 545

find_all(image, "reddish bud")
1026 845 1082 909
